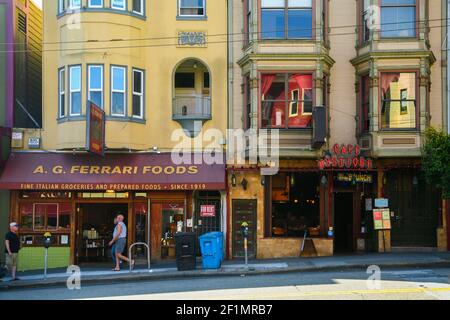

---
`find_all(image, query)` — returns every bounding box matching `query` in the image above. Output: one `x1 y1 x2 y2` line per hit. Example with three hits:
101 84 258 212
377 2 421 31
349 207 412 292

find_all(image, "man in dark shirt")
4 222 20 281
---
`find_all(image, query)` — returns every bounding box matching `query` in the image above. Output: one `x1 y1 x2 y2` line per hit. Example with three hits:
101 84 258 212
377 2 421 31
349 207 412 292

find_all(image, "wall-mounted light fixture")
241 178 248 190
261 176 266 186
412 175 419 186
320 175 328 186
231 173 237 187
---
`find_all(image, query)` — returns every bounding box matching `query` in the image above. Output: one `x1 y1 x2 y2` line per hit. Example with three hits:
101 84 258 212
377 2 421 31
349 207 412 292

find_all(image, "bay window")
381 0 416 38
244 0 252 45
179 0 206 16
58 0 66 14
58 68 66 118
111 66 126 117
111 0 126 11
132 0 144 15
361 0 370 43
381 72 417 129
69 65 81 116
261 0 313 40
132 69 144 119
69 0 81 10
261 73 313 129
88 0 103 8
360 75 370 133
88 65 103 108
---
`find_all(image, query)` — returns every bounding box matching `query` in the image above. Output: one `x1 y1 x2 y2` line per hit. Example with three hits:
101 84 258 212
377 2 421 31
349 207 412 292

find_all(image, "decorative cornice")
350 50 437 68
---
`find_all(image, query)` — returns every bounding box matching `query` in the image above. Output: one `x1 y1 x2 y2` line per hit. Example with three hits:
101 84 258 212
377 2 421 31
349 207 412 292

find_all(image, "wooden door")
232 200 257 259
150 202 162 262
75 204 83 264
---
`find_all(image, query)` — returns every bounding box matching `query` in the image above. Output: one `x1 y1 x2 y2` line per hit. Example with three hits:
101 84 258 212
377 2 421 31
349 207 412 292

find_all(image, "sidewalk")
1 252 450 291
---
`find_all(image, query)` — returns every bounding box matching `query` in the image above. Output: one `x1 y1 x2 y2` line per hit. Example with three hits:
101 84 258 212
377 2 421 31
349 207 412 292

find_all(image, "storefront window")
381 72 417 129
19 203 71 231
59 203 72 229
34 204 47 230
20 203 33 229
271 172 320 237
261 73 313 129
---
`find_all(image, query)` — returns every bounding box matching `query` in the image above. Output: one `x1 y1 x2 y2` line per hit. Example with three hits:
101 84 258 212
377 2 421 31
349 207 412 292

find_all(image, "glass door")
161 203 185 260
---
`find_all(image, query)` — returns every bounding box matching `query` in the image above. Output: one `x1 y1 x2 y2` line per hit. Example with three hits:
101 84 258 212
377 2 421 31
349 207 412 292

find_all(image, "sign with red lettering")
318 144 373 170
86 102 105 157
200 205 216 217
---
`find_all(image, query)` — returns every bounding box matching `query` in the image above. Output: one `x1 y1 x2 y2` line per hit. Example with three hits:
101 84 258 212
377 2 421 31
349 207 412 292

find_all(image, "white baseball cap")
9 222 19 227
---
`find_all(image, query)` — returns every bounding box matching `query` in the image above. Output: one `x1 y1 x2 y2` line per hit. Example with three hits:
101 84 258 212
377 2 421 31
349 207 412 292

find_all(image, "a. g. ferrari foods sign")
318 144 373 170
0 153 226 191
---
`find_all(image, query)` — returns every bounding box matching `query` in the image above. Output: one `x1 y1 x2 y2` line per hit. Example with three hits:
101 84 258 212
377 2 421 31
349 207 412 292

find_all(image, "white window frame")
69 65 82 116
132 69 144 119
132 0 144 15
111 66 127 117
69 0 81 10
88 65 104 109
58 68 66 118
179 0 206 17
111 0 127 11
88 0 104 8
58 0 66 14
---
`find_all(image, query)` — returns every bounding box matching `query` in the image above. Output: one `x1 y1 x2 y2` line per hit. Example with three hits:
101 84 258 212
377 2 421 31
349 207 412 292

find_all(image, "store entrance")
334 193 354 253
76 203 128 264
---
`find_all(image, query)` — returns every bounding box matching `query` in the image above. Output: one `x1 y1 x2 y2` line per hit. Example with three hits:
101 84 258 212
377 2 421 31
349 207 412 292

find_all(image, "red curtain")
291 74 312 91
381 73 400 96
261 74 276 97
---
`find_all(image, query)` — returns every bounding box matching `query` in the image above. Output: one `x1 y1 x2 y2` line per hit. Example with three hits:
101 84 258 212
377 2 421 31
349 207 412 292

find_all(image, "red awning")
0 153 226 191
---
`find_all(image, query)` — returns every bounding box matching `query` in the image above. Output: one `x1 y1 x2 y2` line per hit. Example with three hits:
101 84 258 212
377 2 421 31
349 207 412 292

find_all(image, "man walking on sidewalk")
4 222 20 281
108 214 134 271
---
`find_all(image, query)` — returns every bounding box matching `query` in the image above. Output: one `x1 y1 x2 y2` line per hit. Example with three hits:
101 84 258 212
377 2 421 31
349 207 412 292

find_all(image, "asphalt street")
1 267 450 300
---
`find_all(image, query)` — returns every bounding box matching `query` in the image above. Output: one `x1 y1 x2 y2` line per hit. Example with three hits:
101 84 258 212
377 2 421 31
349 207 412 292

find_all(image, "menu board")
373 209 391 230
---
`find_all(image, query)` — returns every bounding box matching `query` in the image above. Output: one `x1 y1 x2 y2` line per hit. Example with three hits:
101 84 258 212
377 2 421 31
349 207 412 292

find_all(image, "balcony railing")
172 95 212 121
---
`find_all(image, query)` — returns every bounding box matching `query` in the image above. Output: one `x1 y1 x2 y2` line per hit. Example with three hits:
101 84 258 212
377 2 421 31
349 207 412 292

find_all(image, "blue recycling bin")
199 232 224 269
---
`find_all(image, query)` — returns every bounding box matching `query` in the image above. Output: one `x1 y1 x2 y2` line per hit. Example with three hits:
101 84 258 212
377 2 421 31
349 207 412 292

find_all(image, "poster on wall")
86 101 106 157
373 209 391 230
200 205 216 217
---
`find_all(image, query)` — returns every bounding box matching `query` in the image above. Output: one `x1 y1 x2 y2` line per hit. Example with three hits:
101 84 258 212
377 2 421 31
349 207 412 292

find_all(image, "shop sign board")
200 205 216 217
318 144 373 170
375 198 389 208
373 209 391 230
86 101 105 157
336 173 373 183
0 153 226 190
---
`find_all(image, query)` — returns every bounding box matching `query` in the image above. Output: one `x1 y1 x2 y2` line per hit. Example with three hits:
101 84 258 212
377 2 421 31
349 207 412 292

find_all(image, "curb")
1 260 450 291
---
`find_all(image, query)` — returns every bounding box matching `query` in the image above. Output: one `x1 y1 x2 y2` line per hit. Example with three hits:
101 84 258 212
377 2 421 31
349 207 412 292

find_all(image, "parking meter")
43 232 52 279
43 232 52 249
241 222 249 268
241 221 249 238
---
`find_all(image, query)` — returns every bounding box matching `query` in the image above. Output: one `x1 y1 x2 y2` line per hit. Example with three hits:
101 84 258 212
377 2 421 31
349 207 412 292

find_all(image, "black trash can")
174 232 197 271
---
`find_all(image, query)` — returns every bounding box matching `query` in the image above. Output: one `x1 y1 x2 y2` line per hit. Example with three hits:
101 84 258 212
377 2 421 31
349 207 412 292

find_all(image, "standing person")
108 214 134 271
4 222 20 281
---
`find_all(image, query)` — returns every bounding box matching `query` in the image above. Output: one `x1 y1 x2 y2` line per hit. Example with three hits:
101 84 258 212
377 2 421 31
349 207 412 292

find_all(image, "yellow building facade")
2 0 229 270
